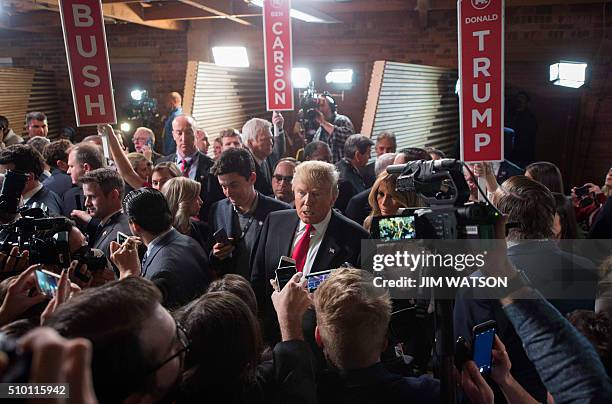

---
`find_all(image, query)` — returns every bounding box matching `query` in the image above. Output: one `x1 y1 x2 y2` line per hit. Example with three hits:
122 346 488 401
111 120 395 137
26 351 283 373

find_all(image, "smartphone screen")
275 266 297 291
473 325 495 374
213 228 229 245
35 269 60 298
306 269 333 292
116 231 129 244
377 215 417 241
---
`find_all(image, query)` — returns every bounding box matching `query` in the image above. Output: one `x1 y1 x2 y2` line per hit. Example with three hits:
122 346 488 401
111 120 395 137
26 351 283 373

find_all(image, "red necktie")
181 159 190 177
292 224 313 273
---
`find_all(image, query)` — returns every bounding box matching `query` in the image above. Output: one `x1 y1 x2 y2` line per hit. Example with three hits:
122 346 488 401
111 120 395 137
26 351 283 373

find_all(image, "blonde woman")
363 172 421 231
126 152 153 184
162 177 208 252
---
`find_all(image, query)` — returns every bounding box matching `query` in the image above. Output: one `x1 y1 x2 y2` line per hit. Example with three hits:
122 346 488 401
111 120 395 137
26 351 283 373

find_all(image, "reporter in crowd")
302 140 332 163
272 157 298 206
152 161 182 190
209 148 289 278
335 134 374 198
242 113 286 196
63 142 106 216
360 131 397 187
207 273 258 315
161 176 208 252
573 166 612 233
132 126 162 163
25 111 49 139
313 267 440 403
312 94 355 163
0 115 23 147
213 136 223 159
0 144 62 215
174 272 315 404
158 115 224 219
525 161 564 193
220 128 243 151
42 139 73 197
110 188 210 309
195 127 209 155
26 136 51 180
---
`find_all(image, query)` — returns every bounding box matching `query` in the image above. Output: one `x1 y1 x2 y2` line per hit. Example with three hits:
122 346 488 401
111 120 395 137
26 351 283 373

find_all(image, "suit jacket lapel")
220 200 235 237
142 230 175 275
280 214 300 258
313 212 343 271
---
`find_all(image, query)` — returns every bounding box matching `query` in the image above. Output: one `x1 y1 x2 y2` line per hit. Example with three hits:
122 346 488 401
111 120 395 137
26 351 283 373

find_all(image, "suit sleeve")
251 214 272 313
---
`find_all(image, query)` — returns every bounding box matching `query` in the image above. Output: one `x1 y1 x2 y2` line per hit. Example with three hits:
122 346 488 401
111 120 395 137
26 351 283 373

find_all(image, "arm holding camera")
0 265 47 326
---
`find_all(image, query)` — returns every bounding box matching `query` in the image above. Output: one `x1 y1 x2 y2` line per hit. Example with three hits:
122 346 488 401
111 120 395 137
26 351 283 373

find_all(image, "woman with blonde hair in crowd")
162 177 208 252
363 172 421 231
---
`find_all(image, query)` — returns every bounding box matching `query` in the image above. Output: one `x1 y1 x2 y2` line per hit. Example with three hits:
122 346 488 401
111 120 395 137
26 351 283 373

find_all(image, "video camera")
380 159 500 239
298 83 337 142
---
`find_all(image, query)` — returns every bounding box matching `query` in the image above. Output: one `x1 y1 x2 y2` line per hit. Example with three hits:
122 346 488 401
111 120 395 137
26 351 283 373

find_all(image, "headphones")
321 91 337 115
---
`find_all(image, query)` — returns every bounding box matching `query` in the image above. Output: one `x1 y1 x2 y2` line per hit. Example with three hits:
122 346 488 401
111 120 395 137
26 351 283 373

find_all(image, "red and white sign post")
458 0 504 162
263 0 294 111
58 0 116 126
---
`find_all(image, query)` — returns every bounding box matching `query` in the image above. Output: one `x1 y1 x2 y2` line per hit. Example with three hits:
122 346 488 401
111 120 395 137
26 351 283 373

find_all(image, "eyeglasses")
147 320 191 375
273 174 293 183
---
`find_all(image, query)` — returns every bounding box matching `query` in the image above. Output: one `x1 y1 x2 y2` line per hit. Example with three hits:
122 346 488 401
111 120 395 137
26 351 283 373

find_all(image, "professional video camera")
297 83 321 141
0 170 27 217
375 158 500 239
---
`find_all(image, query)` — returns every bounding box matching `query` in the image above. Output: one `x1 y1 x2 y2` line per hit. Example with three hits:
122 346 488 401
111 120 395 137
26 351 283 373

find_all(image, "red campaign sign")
458 0 504 162
263 0 294 111
58 0 116 126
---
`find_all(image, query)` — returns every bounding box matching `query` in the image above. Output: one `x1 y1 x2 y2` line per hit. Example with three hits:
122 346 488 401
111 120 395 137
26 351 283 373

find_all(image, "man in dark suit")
209 148 290 279
72 168 132 261
242 113 286 196
158 115 224 220
0 144 62 215
111 188 210 309
42 139 73 197
63 142 106 216
251 161 369 341
454 176 598 402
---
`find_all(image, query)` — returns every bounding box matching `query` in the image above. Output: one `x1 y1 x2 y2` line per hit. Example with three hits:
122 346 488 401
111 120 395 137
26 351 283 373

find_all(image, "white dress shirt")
290 210 332 276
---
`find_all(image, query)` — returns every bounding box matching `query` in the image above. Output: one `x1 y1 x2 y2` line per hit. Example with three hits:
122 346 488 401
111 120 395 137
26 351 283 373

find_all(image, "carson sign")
458 0 504 162
58 0 116 126
263 0 294 111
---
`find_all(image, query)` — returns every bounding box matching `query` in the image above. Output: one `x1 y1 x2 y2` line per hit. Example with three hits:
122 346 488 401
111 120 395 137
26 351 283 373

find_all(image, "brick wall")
0 23 187 140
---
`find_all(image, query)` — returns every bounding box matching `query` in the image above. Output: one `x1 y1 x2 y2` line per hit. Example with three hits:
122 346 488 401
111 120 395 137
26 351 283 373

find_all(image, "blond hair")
314 267 391 369
161 177 201 234
364 172 422 230
292 160 339 197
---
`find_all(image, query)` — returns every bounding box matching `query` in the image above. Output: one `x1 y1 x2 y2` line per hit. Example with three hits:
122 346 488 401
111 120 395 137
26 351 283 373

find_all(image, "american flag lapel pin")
329 248 335 254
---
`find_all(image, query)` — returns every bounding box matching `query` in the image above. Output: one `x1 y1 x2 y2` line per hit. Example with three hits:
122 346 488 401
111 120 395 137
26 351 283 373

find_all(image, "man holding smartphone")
132 127 162 164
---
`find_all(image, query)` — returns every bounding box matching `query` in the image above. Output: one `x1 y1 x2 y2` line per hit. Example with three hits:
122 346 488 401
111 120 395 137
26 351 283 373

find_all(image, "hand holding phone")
305 269 333 292
116 231 129 245
472 320 496 374
213 228 230 245
35 269 61 298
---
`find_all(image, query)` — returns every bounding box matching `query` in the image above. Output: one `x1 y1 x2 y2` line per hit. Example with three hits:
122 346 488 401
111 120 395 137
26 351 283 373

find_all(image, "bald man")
163 92 183 155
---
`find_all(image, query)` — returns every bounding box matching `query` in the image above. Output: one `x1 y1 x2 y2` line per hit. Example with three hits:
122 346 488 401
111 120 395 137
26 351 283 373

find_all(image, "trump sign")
58 0 116 126
263 0 294 111
458 0 504 162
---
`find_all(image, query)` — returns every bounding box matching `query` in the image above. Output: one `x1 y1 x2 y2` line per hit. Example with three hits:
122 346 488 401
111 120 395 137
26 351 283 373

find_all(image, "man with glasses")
46 276 189 403
209 148 290 278
272 158 297 206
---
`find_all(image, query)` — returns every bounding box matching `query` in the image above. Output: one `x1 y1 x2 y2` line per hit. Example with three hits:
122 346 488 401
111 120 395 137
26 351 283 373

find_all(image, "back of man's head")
123 187 173 235
212 148 255 180
44 139 72 169
79 168 125 199
26 136 50 157
314 267 391 369
374 153 397 176
46 277 162 403
0 144 44 178
494 175 555 240
396 147 431 162
69 143 105 169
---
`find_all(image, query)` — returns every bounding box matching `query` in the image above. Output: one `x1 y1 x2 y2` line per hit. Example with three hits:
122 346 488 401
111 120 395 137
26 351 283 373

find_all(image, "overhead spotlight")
120 122 130 132
549 61 588 88
325 69 353 85
130 89 144 101
292 68 311 89
212 46 249 68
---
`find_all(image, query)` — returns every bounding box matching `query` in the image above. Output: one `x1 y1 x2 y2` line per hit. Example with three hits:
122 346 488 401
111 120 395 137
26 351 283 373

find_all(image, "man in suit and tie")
111 188 210 309
0 144 62 215
63 143 106 216
251 160 369 340
241 113 286 196
158 115 224 220
209 148 290 278
42 139 73 198
71 168 132 261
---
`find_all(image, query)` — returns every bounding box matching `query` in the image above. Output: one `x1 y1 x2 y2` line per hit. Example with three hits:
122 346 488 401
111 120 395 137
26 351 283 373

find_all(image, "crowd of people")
0 90 611 404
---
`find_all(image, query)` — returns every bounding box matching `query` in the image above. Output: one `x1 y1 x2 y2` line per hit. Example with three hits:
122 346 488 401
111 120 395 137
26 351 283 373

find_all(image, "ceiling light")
212 46 249 68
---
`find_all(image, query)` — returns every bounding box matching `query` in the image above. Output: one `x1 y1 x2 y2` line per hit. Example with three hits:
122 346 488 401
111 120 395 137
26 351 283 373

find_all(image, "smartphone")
305 269 333 293
213 228 230 245
372 214 417 241
574 185 590 198
472 320 496 374
277 256 296 270
275 266 297 291
35 268 61 298
116 231 129 244
145 138 154 148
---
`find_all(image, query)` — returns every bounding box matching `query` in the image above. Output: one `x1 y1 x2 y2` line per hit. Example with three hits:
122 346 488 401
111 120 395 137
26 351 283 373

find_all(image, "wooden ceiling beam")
143 4 214 21
177 0 253 26
0 11 61 32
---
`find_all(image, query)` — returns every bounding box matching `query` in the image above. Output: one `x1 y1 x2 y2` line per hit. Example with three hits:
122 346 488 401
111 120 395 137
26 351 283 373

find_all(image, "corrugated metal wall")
183 62 268 142
0 68 61 140
362 61 459 156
